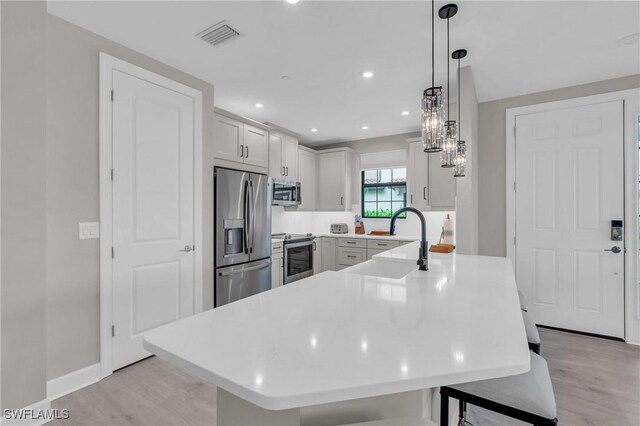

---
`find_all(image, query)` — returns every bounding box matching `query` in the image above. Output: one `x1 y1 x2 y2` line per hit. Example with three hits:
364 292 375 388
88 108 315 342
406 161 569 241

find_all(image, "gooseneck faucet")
389 207 428 271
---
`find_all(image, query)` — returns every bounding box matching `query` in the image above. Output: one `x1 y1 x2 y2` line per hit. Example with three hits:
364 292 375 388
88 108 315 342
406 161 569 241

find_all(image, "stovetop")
272 233 315 243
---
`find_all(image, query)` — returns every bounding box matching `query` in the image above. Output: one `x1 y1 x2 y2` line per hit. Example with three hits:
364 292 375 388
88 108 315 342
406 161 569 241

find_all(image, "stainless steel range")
273 233 316 284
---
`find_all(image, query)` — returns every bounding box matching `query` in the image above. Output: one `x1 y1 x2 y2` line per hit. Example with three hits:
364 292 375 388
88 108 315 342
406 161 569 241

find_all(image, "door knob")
604 246 622 253
180 245 194 252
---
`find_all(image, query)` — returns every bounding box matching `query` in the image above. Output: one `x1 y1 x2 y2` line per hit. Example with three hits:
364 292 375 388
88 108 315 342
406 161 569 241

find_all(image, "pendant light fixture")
452 48 467 178
422 0 447 153
439 4 458 168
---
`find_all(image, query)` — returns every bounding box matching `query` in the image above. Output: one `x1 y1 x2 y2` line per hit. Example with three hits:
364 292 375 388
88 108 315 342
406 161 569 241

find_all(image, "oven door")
283 240 314 284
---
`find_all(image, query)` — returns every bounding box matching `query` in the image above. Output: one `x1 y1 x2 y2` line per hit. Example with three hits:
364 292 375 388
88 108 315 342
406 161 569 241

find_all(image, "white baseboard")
46 363 101 401
1 399 51 426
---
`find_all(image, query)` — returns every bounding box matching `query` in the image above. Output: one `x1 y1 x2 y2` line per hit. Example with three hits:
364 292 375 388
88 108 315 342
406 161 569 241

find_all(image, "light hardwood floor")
51 329 639 426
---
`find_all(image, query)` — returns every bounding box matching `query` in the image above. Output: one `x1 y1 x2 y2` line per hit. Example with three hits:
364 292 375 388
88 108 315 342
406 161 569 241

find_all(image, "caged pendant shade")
422 0 448 153
452 48 467 177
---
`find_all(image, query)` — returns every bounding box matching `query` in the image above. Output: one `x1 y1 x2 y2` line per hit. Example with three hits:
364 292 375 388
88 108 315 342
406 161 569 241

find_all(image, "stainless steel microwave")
272 179 301 206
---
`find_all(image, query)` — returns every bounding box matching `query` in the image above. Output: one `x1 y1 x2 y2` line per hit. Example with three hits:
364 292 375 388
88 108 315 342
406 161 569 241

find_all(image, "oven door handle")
284 240 315 249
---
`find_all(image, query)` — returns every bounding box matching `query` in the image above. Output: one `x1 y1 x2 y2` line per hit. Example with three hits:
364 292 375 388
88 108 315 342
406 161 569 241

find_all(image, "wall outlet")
79 222 100 240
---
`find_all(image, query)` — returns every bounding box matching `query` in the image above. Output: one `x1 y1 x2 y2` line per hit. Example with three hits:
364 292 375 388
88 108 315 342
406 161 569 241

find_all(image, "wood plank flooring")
51 329 639 426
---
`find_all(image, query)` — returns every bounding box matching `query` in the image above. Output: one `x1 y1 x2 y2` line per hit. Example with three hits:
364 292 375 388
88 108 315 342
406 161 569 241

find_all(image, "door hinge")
111 247 115 259
111 325 115 337
111 169 114 181
111 90 114 102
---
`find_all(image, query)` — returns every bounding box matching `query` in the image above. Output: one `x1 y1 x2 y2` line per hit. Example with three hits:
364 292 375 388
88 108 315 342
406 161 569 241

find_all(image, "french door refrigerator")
214 167 272 307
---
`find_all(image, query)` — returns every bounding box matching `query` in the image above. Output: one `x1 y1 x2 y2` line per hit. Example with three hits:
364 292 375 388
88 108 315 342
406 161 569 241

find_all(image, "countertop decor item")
368 230 391 236
429 243 455 253
354 214 365 234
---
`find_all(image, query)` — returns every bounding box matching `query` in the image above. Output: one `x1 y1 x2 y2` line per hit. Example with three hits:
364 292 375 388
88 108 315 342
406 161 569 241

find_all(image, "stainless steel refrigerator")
214 167 272 307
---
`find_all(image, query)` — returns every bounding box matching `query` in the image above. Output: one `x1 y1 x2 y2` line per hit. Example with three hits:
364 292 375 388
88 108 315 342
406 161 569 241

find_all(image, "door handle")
604 246 622 253
179 245 194 252
239 144 244 158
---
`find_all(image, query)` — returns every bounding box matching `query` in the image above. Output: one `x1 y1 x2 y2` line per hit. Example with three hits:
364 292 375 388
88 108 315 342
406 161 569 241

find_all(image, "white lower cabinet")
320 237 336 272
271 242 283 289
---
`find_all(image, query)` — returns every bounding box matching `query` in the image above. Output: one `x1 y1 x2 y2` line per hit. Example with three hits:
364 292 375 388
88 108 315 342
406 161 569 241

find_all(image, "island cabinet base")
217 388 442 426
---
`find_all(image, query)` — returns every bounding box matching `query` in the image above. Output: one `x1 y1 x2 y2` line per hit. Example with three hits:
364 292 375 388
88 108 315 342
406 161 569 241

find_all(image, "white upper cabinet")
214 110 269 172
298 147 317 210
317 148 353 211
408 140 456 210
269 131 298 181
243 125 269 168
214 114 244 163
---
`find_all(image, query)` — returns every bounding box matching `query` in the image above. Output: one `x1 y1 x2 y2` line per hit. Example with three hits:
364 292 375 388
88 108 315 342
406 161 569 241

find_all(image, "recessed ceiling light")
286 0 299 4
255 103 263 108
401 111 410 116
311 128 318 132
361 125 369 130
362 71 374 79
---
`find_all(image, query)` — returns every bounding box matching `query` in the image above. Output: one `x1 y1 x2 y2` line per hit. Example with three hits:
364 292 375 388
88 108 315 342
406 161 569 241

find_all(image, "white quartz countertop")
144 242 529 411
304 232 419 241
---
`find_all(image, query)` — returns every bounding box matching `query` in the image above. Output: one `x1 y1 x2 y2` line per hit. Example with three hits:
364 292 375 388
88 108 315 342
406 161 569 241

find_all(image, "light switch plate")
79 222 100 240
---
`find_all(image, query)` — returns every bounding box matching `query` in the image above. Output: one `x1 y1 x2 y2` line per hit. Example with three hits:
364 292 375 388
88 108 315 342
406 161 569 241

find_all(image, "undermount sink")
346 259 418 279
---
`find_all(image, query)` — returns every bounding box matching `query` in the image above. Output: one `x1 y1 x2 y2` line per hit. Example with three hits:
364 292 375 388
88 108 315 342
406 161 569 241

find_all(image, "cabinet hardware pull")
340 196 343 206
240 144 244 158
282 166 285 176
423 187 427 200
245 146 249 158
378 243 387 246
286 167 289 176
347 241 356 244
347 255 356 258
411 194 413 204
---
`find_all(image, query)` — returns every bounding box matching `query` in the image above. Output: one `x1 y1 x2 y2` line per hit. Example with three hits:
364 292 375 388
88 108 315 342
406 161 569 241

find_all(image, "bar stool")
518 290 528 312
522 310 541 354
440 352 557 426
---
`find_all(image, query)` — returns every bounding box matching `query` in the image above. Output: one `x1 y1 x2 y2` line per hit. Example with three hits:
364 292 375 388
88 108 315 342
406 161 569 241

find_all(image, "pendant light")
422 0 447 153
439 4 458 168
452 48 467 178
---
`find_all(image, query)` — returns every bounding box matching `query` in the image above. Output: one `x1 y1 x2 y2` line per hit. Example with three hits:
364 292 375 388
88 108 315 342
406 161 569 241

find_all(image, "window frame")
360 168 407 219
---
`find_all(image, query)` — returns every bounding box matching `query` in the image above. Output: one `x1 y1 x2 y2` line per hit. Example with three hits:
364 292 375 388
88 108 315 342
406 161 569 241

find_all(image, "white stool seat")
522 310 541 346
518 290 528 311
342 417 436 426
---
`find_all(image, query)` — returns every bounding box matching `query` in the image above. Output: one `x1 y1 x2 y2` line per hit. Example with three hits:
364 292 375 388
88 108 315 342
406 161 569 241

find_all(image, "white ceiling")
47 1 640 145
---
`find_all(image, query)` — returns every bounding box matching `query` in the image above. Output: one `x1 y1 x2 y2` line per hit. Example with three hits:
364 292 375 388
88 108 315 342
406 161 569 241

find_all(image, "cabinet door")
428 152 456 209
317 151 346 210
298 149 317 210
271 254 283 288
321 237 336 271
282 136 299 181
269 133 284 179
409 143 430 210
313 238 321 275
214 114 243 164
243 124 268 169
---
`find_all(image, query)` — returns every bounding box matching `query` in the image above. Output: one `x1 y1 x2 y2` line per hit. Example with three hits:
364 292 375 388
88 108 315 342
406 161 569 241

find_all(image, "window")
361 167 407 218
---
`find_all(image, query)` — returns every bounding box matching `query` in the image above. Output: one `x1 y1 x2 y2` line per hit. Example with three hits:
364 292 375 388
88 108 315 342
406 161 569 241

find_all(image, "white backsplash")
272 206 455 244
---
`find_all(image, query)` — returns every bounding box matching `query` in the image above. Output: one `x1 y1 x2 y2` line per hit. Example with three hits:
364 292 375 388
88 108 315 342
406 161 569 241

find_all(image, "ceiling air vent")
197 21 242 47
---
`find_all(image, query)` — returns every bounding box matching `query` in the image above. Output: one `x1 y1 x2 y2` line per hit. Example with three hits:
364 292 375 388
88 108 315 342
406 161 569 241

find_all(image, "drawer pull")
347 241 356 244
377 243 387 246
347 255 357 258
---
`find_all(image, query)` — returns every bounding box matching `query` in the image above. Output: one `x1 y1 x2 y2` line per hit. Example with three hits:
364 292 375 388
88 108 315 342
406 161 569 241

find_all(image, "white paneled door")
515 100 624 338
111 70 196 369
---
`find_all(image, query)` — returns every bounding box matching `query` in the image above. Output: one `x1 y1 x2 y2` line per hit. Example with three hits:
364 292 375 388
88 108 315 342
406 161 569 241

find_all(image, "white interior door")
515 100 624 338
111 70 196 369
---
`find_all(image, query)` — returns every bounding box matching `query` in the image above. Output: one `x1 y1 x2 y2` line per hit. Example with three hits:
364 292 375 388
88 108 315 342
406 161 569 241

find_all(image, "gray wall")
45 14 215 381
478 74 640 257
1 1 48 410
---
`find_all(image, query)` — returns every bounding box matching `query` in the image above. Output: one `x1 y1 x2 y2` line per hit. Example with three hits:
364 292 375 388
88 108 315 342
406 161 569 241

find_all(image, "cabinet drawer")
338 238 366 248
366 248 388 260
337 247 366 266
366 239 400 250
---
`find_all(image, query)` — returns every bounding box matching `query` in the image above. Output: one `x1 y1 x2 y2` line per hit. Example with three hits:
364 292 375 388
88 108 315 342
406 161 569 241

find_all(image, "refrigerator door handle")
243 180 250 254
218 259 272 277
250 180 256 254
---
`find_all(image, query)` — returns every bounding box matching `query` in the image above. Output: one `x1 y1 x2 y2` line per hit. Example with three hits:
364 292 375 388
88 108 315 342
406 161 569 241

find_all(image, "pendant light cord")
431 0 435 88
457 57 461 134
447 17 450 121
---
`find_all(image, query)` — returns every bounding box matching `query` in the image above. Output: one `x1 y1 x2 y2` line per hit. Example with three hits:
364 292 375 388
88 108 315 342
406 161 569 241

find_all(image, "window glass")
361 168 407 218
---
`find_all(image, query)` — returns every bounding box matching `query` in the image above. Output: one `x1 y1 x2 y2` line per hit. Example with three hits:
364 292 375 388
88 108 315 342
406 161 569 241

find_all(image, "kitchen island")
143 241 530 425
